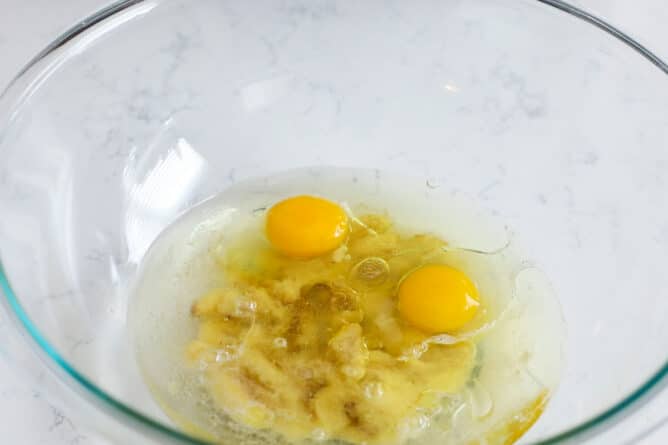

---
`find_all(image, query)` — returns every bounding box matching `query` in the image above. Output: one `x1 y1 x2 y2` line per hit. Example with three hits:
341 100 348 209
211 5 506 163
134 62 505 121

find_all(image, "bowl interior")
1 0 668 443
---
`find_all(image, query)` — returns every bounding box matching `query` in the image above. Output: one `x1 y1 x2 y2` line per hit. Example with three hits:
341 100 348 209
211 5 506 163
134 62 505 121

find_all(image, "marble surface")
1 1 668 444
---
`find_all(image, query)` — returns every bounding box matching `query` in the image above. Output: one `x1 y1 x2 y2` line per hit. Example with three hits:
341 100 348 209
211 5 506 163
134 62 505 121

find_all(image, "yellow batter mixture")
186 210 477 444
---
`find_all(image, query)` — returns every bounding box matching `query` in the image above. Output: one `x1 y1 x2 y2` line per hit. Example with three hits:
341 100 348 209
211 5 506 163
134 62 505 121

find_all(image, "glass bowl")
1 0 667 443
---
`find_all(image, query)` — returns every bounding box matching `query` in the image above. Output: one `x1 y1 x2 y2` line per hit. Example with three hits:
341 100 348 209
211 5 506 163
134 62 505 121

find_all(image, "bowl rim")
1 0 667 443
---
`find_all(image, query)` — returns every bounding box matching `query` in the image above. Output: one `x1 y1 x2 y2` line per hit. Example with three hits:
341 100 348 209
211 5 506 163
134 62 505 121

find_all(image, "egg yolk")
266 195 349 259
397 264 480 333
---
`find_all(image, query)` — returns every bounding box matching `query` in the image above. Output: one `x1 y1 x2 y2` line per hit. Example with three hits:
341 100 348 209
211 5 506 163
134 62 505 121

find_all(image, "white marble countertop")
1 1 668 444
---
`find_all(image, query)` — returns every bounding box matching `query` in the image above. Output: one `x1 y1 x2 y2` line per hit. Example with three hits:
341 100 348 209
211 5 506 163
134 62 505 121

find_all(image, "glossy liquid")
129 167 565 445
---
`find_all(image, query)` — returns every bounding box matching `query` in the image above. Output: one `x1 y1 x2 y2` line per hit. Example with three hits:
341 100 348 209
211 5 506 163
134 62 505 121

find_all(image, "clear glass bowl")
1 0 667 444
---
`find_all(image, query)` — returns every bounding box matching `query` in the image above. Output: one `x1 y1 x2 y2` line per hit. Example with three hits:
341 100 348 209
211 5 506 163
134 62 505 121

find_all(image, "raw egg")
130 167 565 445
266 195 349 258
398 264 480 333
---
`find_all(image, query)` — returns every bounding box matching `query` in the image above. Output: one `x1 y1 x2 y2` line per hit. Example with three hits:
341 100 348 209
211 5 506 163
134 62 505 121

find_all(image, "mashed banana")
186 214 476 444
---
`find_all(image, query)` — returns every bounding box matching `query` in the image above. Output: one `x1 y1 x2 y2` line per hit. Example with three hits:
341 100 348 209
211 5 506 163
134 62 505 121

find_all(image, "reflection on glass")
124 134 206 263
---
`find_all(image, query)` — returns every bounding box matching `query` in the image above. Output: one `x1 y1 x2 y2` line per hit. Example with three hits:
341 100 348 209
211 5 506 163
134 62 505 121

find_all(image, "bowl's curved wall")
1 1 668 444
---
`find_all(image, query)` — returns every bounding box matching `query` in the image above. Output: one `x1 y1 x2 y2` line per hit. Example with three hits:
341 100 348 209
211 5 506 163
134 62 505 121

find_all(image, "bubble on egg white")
399 413 432 441
351 257 390 287
235 299 257 317
215 345 239 363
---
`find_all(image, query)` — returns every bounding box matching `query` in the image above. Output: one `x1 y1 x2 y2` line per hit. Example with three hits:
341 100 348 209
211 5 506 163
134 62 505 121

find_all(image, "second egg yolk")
266 195 349 259
397 264 480 333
